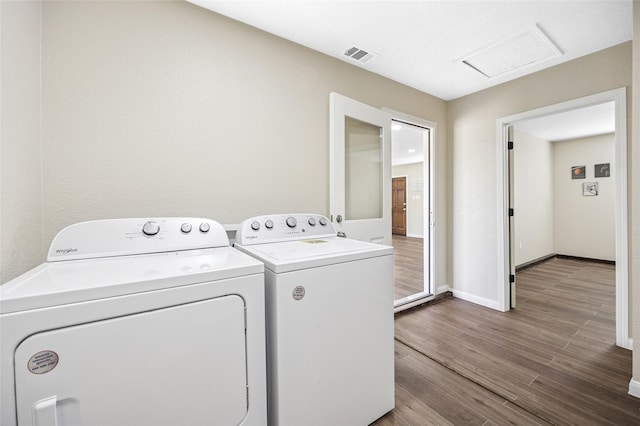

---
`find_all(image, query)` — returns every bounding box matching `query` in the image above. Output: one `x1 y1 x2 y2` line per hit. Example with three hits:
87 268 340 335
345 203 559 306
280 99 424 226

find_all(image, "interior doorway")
497 88 629 349
392 177 407 236
391 118 433 309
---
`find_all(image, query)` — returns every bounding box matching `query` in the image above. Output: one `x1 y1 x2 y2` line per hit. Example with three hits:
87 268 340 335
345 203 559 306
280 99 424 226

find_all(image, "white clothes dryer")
235 213 395 426
1 218 267 426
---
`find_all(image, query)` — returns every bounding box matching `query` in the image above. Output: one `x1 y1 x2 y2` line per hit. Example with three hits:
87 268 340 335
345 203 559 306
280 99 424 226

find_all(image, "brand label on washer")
292 285 305 300
28 350 59 374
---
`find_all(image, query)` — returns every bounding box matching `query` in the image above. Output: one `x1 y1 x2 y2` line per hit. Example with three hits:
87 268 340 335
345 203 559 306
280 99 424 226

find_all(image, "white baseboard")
406 233 424 239
452 289 501 311
436 284 449 294
629 378 640 398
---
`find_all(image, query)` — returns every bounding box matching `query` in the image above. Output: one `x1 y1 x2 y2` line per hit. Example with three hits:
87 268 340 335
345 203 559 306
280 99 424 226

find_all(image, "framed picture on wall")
571 165 586 179
595 163 610 177
583 182 598 196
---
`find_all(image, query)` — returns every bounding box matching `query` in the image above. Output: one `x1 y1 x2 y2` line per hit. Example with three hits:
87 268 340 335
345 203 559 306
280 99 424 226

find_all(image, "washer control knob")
265 220 274 229
319 217 328 226
286 217 297 228
199 222 210 233
142 221 160 236
180 223 192 233
251 220 261 231
308 217 317 226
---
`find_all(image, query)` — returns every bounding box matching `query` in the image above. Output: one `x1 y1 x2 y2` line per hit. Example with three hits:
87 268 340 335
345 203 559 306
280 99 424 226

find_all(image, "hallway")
377 257 638 425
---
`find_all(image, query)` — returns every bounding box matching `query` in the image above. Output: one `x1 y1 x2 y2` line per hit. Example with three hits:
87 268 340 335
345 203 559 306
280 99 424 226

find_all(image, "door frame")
496 87 629 349
386 109 437 308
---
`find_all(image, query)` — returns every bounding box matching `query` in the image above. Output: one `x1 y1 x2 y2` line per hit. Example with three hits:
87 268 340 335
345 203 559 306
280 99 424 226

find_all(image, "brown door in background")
392 177 407 236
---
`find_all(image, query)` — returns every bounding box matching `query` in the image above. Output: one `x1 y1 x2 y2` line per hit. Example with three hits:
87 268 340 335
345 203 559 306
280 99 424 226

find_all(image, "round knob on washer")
308 217 317 226
180 223 192 233
199 222 210 233
142 221 160 236
265 220 274 229
251 221 260 231
319 217 328 226
286 217 297 228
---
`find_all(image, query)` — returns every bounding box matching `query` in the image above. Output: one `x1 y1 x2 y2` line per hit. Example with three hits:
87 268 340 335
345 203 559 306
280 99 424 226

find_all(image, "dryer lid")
1 246 263 314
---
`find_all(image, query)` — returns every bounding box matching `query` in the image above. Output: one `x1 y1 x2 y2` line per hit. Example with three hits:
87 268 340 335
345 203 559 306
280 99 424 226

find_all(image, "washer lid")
0 247 263 314
236 237 392 273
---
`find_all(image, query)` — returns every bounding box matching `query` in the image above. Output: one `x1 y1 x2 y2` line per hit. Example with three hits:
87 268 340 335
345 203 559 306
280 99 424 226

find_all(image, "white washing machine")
235 213 395 426
0 218 267 426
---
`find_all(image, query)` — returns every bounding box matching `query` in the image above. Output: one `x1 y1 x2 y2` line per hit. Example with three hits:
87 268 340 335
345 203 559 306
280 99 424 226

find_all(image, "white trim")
385 108 437 298
496 87 630 348
452 290 501 311
406 233 424 239
394 293 434 313
436 284 449 294
629 378 640 399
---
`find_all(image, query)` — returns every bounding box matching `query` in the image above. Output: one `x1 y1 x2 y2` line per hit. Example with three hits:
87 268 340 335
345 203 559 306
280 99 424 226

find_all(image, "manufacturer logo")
55 248 78 255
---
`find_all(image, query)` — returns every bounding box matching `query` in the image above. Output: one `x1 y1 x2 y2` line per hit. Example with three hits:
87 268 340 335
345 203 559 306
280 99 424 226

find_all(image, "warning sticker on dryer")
28 350 59 374
292 286 306 301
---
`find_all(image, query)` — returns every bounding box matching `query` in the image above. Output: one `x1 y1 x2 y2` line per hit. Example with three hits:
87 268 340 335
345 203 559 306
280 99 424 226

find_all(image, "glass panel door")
345 117 383 221
330 93 391 245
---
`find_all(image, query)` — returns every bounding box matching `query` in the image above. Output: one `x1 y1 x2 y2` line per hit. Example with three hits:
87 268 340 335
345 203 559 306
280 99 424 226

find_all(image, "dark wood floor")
392 235 424 300
375 257 639 425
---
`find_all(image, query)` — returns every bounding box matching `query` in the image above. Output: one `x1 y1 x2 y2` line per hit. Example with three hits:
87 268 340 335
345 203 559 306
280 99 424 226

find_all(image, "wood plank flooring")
375 257 639 425
393 235 424 300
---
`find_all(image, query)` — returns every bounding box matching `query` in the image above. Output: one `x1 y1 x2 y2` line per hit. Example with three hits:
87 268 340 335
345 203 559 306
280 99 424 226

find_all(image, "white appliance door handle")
32 396 58 426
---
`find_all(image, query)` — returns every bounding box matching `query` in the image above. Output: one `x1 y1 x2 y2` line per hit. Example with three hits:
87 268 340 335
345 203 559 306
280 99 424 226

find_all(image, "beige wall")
0 1 43 283
553 134 616 261
392 162 425 238
447 42 631 308
2 1 448 286
513 130 554 266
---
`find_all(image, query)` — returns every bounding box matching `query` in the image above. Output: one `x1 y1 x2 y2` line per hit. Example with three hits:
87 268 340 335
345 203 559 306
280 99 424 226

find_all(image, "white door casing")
496 88 629 349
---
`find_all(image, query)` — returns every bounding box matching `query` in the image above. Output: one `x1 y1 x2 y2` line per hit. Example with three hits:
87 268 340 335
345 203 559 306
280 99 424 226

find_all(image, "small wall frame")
595 163 610 178
571 165 586 179
583 182 598 196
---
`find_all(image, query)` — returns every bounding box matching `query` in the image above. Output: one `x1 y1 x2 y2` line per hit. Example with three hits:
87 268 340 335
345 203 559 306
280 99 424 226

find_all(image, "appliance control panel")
47 217 229 262
236 214 336 245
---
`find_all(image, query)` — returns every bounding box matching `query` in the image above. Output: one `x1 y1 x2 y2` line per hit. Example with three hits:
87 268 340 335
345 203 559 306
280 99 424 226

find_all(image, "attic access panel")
461 25 562 78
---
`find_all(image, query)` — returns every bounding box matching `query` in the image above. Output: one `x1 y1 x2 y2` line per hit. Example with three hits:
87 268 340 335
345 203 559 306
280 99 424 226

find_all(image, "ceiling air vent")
343 45 378 64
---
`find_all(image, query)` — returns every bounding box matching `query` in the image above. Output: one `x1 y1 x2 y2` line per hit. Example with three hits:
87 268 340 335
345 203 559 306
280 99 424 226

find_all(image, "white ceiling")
188 0 632 101
515 102 616 142
392 121 426 166
188 1 626 151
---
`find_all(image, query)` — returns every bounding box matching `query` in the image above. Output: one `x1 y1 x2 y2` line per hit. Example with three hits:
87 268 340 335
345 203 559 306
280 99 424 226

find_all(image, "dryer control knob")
180 223 192 233
319 217 328 226
199 222 210 233
142 221 160 236
265 220 274 229
286 217 297 228
251 221 261 231
308 217 317 226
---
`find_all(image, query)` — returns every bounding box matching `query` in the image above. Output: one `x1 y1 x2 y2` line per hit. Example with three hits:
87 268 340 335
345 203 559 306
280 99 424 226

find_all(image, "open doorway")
497 88 629 348
391 119 433 309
